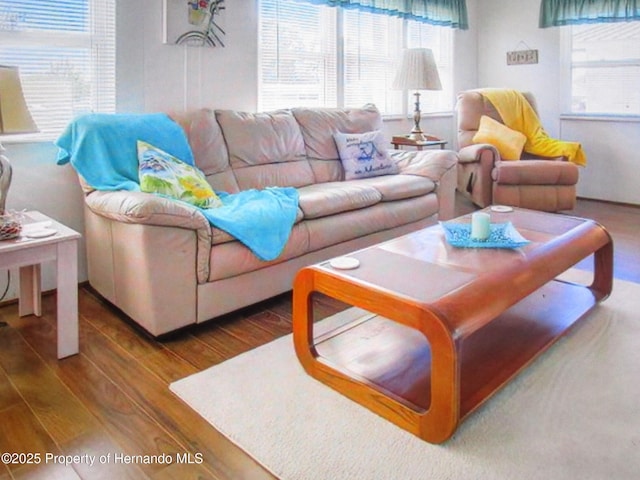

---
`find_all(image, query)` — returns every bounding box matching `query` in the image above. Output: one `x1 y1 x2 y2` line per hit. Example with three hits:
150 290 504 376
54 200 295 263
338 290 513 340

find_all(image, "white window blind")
0 0 116 140
259 0 453 115
343 10 403 113
570 22 640 116
259 0 337 111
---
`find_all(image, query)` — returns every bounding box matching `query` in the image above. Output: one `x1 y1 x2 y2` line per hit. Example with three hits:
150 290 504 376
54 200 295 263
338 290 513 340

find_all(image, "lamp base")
407 130 427 143
0 152 13 216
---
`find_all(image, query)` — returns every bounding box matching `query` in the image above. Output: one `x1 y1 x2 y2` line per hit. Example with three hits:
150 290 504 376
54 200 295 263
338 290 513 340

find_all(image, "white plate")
329 257 360 270
24 228 57 238
490 205 514 213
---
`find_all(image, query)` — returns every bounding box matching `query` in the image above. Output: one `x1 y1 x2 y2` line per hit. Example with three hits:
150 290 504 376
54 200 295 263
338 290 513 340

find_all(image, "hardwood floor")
0 196 638 480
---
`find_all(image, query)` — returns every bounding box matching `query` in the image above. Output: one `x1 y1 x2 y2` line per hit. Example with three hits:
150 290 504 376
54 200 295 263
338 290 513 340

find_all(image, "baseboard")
576 196 640 209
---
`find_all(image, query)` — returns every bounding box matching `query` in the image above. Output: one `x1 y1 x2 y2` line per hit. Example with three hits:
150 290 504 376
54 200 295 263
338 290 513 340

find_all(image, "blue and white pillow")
333 130 399 180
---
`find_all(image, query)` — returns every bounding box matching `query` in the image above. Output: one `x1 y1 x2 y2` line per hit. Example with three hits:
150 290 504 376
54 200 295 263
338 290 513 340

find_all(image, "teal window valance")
540 0 640 27
295 0 469 29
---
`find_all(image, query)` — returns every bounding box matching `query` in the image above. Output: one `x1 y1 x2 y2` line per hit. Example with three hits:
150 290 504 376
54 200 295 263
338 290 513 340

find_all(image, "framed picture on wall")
163 0 226 47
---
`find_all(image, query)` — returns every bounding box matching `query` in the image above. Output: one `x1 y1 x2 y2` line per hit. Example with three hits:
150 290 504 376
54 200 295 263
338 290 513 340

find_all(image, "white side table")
0 211 81 359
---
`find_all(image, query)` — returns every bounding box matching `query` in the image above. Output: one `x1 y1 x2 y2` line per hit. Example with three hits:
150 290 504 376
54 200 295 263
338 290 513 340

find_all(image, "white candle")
471 212 491 241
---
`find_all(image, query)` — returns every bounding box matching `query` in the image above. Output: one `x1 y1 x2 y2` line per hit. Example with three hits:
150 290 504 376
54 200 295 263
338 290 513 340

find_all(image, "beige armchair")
456 89 579 212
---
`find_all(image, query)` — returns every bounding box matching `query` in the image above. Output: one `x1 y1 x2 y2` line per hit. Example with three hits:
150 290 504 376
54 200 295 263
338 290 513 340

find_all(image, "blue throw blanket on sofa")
204 188 298 261
56 113 299 261
56 113 195 191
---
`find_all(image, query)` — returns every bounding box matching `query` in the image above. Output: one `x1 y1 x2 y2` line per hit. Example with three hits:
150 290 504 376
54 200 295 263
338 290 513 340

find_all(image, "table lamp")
392 48 442 142
0 65 38 215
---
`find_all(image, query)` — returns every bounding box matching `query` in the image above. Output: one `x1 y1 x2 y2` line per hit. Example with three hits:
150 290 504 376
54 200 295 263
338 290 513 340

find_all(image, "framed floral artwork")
163 0 226 47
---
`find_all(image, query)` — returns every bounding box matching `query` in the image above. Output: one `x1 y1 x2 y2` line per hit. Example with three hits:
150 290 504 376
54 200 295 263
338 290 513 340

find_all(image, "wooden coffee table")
292 208 612 443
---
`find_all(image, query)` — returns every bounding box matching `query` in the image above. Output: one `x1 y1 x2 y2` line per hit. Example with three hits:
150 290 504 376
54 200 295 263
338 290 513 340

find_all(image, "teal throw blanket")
56 113 299 261
205 188 299 261
56 113 195 191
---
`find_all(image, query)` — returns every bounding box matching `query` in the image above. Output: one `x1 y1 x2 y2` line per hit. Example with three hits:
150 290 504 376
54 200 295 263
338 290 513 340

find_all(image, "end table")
0 211 81 359
391 135 448 150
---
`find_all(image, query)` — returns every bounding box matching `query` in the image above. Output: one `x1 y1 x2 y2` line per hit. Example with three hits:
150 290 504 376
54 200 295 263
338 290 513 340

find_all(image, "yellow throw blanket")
479 89 586 166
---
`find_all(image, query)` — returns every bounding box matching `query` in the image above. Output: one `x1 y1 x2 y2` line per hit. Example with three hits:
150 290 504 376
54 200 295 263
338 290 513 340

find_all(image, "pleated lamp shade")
392 48 442 91
0 65 38 134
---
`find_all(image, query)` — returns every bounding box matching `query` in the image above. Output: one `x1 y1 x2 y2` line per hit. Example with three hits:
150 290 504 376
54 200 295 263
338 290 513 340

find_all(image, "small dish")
24 228 57 239
329 257 360 270
490 205 514 213
440 221 530 249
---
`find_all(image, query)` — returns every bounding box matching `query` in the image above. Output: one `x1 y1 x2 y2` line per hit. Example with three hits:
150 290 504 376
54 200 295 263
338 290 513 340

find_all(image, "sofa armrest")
85 190 208 228
459 144 565 163
455 144 500 208
389 149 458 220
458 143 500 164
85 190 212 283
390 149 457 181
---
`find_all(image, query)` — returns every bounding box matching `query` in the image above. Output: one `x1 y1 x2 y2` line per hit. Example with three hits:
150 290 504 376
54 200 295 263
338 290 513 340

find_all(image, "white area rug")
170 270 640 480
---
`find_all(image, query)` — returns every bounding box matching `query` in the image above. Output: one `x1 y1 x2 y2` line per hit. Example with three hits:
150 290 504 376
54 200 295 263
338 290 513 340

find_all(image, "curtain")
296 0 469 29
540 0 640 27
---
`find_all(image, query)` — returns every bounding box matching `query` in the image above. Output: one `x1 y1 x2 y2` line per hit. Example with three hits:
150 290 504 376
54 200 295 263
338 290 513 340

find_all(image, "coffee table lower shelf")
294 276 605 443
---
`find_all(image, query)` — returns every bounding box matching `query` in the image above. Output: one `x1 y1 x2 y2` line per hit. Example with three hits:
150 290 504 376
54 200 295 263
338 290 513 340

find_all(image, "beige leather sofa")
80 105 458 336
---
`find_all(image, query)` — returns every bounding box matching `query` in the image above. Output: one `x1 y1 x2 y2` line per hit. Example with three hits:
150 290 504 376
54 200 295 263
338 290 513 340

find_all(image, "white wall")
476 0 640 205
117 0 259 112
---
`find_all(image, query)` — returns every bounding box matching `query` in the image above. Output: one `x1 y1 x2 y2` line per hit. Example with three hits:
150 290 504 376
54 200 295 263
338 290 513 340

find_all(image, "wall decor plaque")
506 49 538 65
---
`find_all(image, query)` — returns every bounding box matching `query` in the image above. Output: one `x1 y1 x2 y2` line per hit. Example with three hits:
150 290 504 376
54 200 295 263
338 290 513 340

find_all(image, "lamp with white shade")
392 48 442 142
0 65 38 215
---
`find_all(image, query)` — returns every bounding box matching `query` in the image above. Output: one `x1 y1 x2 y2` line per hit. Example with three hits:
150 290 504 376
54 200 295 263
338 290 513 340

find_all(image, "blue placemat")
440 221 530 249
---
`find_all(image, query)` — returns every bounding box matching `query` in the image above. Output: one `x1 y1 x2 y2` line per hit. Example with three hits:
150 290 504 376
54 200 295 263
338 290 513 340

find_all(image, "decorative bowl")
0 215 22 240
440 221 530 249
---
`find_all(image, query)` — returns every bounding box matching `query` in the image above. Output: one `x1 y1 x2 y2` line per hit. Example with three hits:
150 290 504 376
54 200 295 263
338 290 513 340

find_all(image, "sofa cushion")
210 207 304 246
137 141 222 209
170 108 240 193
333 130 399 180
216 109 306 166
215 109 315 190
356 174 436 201
207 194 439 282
208 223 311 281
305 194 439 252
232 161 316 191
170 109 230 175
297 182 382 219
292 104 383 183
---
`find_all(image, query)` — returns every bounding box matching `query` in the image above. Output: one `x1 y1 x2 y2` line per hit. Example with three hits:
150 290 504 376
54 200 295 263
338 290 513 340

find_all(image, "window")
0 0 115 139
342 10 403 114
259 1 337 110
259 0 452 115
568 22 640 116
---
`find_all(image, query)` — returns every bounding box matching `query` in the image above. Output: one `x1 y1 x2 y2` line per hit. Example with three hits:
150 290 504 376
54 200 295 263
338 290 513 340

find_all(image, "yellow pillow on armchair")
472 115 527 160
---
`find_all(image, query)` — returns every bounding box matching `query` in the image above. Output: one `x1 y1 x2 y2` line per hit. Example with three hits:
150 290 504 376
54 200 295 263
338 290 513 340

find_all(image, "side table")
0 211 81 359
391 135 448 150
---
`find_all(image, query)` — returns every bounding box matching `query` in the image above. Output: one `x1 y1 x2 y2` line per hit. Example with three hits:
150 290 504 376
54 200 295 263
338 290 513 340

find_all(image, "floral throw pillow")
137 140 222 209
334 130 399 180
